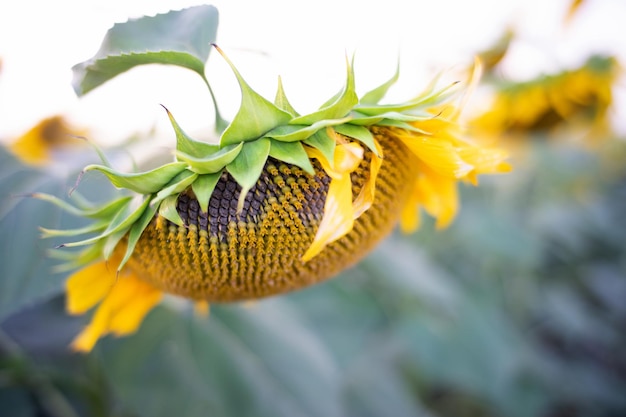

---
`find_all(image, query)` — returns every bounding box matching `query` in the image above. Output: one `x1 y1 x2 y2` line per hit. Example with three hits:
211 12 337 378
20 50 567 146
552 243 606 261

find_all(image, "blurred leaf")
0 148 73 320
0 389 36 417
100 300 342 417
72 5 219 95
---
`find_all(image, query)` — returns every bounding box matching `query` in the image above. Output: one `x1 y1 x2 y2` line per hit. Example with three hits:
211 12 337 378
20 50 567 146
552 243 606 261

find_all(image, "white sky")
1 0 625 144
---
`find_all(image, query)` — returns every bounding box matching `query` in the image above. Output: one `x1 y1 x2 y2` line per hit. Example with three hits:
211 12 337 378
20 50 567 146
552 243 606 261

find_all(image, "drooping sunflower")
38 43 510 351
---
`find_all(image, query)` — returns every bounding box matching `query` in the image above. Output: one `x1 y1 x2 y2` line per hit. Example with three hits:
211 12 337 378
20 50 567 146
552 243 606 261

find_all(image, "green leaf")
83 162 187 195
226 138 271 213
216 46 292 146
176 142 243 174
289 56 358 125
0 146 116 320
265 116 352 142
333 124 380 156
274 76 300 116
100 301 342 417
360 60 400 104
192 173 222 213
269 140 315 175
158 195 184 227
72 5 219 95
303 129 336 168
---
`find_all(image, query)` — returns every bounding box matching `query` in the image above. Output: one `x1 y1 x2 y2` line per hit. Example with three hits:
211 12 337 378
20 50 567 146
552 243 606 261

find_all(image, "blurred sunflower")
9 116 86 166
471 55 620 142
38 46 510 351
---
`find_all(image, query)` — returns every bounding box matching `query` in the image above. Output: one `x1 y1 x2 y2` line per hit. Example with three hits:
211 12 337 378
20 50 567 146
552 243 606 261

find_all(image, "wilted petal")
302 174 354 262
353 140 383 219
71 273 162 352
66 260 117 314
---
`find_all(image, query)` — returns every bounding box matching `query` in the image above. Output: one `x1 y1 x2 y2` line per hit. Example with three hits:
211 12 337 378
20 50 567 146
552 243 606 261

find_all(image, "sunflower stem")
201 73 228 134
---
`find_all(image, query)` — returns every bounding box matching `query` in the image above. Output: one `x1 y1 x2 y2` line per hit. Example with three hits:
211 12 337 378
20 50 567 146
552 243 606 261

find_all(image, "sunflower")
38 48 510 352
471 55 620 141
9 116 86 166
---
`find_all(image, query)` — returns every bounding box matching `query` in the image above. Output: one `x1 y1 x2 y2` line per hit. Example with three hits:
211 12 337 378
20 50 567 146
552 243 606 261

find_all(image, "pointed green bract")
72 5 219 96
154 170 198 203
269 140 315 175
289 56 358 125
40 221 109 239
265 117 352 142
159 195 184 226
176 142 243 174
304 129 337 169
226 138 271 213
164 106 220 156
216 46 292 146
192 173 222 213
119 203 159 270
60 197 151 248
84 162 187 194
360 61 400 105
274 76 300 116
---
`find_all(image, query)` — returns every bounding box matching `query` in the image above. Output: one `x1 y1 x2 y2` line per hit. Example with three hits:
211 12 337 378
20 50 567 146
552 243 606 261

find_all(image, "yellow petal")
71 273 162 352
66 261 117 315
194 300 210 317
397 132 473 178
352 139 383 219
400 180 422 233
302 174 354 262
302 140 364 261
412 164 459 230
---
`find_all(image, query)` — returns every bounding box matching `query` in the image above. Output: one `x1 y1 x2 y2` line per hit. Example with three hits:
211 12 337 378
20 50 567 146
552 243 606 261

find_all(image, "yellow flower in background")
471 56 620 142
9 116 86 166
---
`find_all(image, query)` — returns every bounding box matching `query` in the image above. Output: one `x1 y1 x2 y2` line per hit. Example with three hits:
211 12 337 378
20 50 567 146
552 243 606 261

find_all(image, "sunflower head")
37 10 510 351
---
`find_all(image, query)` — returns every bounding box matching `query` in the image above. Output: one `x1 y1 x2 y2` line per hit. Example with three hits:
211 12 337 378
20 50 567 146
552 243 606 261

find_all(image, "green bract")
40 5 461 273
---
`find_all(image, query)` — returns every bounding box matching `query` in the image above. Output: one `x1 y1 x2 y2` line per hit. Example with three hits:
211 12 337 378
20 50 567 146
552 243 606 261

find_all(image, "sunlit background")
2 1 626 417
1 0 625 143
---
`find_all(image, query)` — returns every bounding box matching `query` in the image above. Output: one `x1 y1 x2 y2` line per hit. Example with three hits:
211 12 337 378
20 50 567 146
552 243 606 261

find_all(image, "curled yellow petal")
302 174 354 262
303 141 364 261
353 139 383 219
71 273 162 352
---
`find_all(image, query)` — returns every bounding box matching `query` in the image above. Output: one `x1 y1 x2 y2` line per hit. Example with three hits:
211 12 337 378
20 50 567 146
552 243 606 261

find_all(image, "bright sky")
1 0 625 144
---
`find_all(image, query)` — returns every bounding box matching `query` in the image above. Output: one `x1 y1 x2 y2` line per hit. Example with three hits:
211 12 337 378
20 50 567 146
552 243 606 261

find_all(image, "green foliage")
72 5 219 96
3 137 626 416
